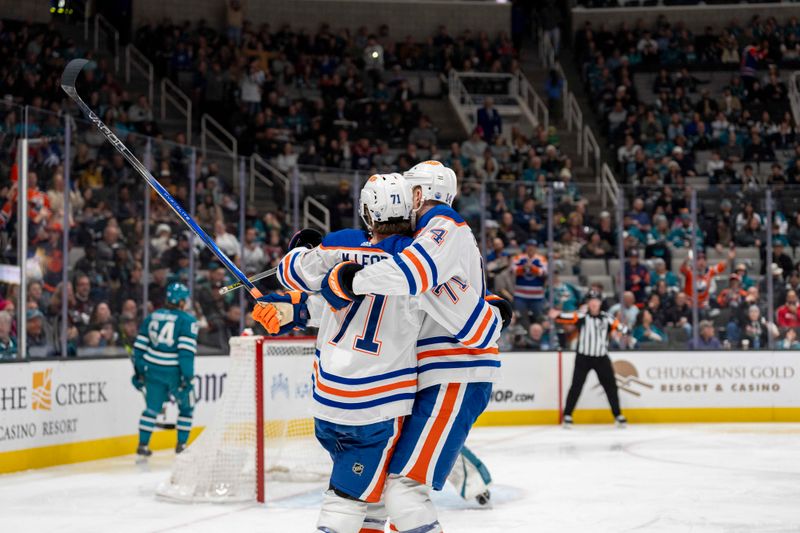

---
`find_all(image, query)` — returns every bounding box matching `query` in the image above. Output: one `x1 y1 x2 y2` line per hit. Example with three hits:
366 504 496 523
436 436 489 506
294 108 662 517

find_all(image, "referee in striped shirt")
550 290 628 428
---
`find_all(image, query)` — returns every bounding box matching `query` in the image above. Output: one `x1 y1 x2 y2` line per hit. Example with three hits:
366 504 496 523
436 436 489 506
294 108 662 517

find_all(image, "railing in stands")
447 70 478 134
600 163 620 209
582 125 601 188
250 153 289 212
93 14 119 73
538 28 620 210
790 71 800 128
303 196 331 235
125 44 154 109
161 78 192 144
201 113 238 190
515 71 549 133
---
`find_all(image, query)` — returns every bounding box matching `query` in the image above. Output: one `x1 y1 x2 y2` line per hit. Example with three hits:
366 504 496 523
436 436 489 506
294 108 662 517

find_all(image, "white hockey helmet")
360 173 413 230
403 160 458 207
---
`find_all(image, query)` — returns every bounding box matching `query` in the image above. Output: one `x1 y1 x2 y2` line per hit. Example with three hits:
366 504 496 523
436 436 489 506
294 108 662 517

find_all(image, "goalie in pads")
253 174 504 533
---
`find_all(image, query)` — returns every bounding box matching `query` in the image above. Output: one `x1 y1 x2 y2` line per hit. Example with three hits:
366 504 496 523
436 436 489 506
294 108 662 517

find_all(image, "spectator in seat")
666 291 693 335
778 328 800 350
580 230 611 260
213 220 241 259
743 132 775 163
526 323 554 351
772 241 794 279
734 262 756 290
633 309 667 346
645 293 668 328
477 97 502 144
408 115 437 150
681 251 730 309
646 258 676 295
625 249 650 304
687 320 722 350
668 213 703 249
609 291 639 331
27 308 56 357
512 239 548 327
0 310 17 359
461 127 488 162
739 305 778 350
777 290 800 330
760 263 788 307
717 273 748 310
548 265 581 312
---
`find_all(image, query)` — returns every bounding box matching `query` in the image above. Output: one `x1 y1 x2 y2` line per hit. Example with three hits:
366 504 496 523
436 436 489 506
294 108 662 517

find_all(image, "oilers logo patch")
352 462 364 476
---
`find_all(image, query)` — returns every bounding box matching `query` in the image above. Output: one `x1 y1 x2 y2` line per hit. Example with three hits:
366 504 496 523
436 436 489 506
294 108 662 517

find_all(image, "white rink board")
2 349 799 471
559 350 800 410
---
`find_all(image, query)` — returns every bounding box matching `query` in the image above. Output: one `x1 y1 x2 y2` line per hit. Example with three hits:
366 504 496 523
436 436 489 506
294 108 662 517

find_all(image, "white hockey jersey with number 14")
351 205 501 389
277 229 501 425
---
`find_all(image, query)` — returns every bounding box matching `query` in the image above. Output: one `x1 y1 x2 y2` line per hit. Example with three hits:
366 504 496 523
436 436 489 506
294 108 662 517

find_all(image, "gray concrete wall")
1 0 54 23
572 2 799 33
132 0 511 40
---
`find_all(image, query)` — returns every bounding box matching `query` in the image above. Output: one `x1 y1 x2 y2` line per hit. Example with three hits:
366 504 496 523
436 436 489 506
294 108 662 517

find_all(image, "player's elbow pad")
488 297 513 330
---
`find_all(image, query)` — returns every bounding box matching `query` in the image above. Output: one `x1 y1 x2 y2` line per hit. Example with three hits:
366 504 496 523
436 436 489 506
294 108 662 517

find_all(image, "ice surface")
2 424 799 532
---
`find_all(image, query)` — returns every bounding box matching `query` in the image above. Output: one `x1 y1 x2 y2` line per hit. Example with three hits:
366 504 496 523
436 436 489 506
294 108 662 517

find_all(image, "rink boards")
1 350 799 473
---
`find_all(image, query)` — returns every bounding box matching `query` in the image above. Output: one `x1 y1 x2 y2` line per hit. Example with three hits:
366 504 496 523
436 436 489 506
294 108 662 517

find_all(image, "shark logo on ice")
32 368 53 410
593 360 653 397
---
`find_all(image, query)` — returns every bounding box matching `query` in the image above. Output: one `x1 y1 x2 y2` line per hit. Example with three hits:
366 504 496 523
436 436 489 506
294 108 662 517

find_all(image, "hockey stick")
218 267 277 295
217 229 323 295
139 389 176 430
61 59 263 300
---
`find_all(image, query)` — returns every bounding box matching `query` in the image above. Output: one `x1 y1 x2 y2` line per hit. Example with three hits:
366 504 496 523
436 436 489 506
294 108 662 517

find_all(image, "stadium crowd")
0 14 799 359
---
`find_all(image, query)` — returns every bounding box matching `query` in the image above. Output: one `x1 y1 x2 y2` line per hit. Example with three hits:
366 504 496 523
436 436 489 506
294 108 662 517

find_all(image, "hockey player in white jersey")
321 162 511 533
251 174 503 533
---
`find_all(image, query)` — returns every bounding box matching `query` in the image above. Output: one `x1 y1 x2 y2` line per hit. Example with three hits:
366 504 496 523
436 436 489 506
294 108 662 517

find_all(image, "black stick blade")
61 58 90 92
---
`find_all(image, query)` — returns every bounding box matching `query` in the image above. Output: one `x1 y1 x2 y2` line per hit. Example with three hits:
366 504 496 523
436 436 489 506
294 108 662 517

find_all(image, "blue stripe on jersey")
312 388 416 410
454 300 484 340
276 257 289 288
315 350 417 385
417 360 501 373
393 255 417 295
416 205 465 229
476 317 499 349
412 243 438 286
289 252 312 291
330 300 362 345
416 336 460 347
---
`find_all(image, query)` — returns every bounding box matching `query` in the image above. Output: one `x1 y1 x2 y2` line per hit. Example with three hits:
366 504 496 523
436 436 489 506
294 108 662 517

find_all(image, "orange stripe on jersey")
406 383 461 483
413 216 467 236
416 347 499 360
556 312 579 325
364 418 404 503
281 256 302 291
462 307 493 346
314 363 417 398
402 250 429 292
319 245 388 254
360 529 384 533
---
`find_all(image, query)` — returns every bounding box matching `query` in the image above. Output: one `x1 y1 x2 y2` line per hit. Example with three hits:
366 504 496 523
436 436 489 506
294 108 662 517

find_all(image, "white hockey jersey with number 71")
277 229 501 425
350 205 502 389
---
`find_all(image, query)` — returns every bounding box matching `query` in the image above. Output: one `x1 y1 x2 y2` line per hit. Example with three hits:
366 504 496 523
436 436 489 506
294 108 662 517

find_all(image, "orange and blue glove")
251 290 310 335
321 262 363 310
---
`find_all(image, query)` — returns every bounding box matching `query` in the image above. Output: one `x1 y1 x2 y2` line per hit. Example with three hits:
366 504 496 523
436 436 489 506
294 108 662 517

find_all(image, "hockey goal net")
157 335 330 503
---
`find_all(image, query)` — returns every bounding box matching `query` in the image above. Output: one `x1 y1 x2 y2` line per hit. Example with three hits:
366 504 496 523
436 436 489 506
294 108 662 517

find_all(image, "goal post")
157 335 330 503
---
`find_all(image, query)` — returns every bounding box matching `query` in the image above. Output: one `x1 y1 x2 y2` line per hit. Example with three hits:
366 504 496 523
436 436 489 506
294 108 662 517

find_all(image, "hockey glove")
174 379 196 409
321 262 363 310
486 295 513 330
131 372 145 391
252 290 310 335
288 228 323 250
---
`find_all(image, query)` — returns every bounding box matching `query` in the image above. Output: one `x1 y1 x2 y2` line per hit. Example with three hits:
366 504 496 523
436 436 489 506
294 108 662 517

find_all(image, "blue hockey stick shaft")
60 59 263 299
